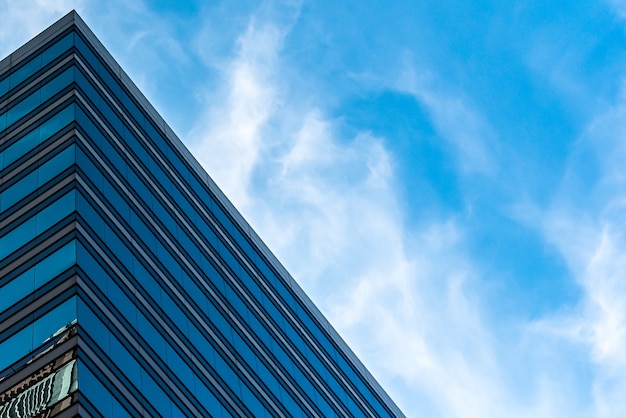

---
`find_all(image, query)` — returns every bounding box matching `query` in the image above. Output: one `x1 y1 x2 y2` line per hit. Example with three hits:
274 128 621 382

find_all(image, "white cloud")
0 0 84 58
395 63 499 177
11 2 626 417
190 16 286 208
186 6 609 418
528 92 626 417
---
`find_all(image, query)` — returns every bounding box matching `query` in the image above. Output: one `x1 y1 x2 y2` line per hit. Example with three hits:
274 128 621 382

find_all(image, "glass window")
186 323 215 367
239 382 269 418
0 268 34 314
278 386 305 418
193 375 228 418
123 125 148 164
0 296 77 372
98 94 123 135
41 33 75 65
165 343 194 390
125 168 152 207
213 353 242 401
132 255 161 301
2 67 74 131
1 103 74 170
160 290 187 335
155 241 181 282
76 192 105 238
77 299 111 353
1 127 38 172
40 67 74 101
0 325 32 373
38 103 74 142
0 216 36 260
171 404 187 418
137 311 166 360
0 76 8 98
152 198 176 234
112 397 133 418
181 272 207 313
104 223 132 270
109 333 141 388
107 277 137 328
100 132 125 173
38 144 75 186
36 189 75 233
8 54 42 90
121 92 145 130
103 177 130 220
1 170 36 211
76 147 104 192
6 89 40 127
75 104 102 148
33 296 77 345
74 35 99 75
140 369 172 417
0 144 74 212
0 239 76 307
79 361 113 417
75 67 101 111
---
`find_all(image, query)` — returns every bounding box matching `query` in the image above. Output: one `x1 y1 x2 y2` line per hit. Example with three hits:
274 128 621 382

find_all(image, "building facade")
0 11 404 418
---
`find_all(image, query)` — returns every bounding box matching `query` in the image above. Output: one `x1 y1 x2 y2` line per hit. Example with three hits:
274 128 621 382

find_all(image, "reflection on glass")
0 296 77 372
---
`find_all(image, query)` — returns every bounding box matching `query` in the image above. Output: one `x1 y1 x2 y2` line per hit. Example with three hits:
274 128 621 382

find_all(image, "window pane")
0 268 34 313
33 296 77 346
0 296 77 373
0 217 36 260
36 190 75 234
35 240 76 287
6 89 40 127
38 104 74 143
79 361 113 416
8 54 42 89
0 240 76 313
0 325 32 372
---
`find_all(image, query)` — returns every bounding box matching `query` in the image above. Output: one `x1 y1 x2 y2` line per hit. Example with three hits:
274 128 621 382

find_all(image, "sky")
3 0 626 416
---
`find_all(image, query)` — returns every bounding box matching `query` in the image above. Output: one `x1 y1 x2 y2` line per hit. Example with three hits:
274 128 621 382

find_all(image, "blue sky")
3 0 626 416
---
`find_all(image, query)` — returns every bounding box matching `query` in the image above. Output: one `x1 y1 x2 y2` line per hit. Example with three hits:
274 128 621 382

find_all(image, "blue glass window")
140 369 172 417
0 296 77 372
0 190 75 260
137 311 166 360
77 299 111 353
1 143 74 212
1 67 74 131
109 333 141 388
0 240 76 313
193 375 228 418
79 361 113 416
6 32 74 93
40 33 75 65
8 54 41 91
0 76 8 99
1 103 74 171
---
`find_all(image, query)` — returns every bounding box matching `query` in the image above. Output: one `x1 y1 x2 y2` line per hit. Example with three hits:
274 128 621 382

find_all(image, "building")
0 11 404 418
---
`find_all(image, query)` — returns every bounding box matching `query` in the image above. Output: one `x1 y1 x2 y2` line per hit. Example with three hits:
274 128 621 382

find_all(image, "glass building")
0 11 404 418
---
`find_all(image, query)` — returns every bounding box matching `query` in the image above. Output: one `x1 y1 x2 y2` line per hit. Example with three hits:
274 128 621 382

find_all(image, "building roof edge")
1 11 405 417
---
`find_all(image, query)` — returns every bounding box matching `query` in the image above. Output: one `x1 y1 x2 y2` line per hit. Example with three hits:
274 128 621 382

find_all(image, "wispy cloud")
187 6 544 418
190 13 288 208
0 0 82 57
9 2 626 417
532 96 626 415
395 62 500 178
